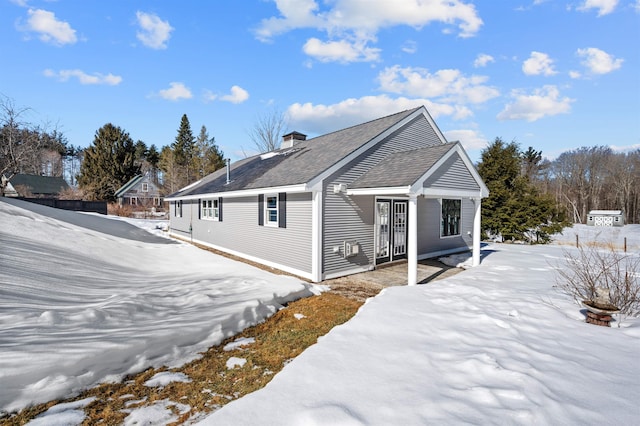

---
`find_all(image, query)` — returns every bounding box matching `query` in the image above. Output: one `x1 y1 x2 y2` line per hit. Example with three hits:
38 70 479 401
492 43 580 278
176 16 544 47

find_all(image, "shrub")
555 242 640 321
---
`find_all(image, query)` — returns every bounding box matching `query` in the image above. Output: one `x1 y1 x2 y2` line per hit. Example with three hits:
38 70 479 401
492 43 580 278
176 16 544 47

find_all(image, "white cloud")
22 8 77 46
255 0 483 62
286 95 467 135
302 37 380 62
569 70 582 79
221 86 249 104
401 40 418 54
203 90 217 103
473 53 494 68
158 82 192 101
576 47 623 74
136 11 173 49
497 85 574 122
377 65 500 105
443 129 488 150
43 69 122 85
522 51 557 76
609 143 640 152
577 0 619 16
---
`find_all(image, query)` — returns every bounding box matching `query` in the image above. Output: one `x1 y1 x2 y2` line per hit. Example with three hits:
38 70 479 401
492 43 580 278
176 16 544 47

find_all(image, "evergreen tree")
78 123 140 201
171 114 195 184
146 144 160 184
478 138 568 243
195 125 225 179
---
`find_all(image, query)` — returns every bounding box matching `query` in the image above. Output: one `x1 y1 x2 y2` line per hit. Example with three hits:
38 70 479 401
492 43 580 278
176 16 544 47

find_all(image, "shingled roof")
350 142 458 189
169 107 422 198
8 174 70 196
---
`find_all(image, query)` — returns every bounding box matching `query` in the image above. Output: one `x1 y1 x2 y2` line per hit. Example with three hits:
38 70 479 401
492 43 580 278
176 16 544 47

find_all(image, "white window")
265 194 278 226
202 199 219 220
141 182 149 192
175 201 183 217
130 197 137 206
441 199 461 237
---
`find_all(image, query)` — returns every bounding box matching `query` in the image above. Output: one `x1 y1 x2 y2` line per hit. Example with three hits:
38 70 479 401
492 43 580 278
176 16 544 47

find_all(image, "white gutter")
164 183 310 202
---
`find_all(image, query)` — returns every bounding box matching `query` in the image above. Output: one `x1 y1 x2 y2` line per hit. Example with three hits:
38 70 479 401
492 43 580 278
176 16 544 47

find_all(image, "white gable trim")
307 107 445 189
410 143 489 198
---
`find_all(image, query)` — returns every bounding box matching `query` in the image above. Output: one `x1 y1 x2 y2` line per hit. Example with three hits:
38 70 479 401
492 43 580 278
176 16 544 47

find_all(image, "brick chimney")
280 131 307 149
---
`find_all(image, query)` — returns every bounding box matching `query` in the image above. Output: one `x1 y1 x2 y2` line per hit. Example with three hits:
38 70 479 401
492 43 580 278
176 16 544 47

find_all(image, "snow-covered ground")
0 198 315 415
551 223 640 251
201 238 640 424
3 197 639 424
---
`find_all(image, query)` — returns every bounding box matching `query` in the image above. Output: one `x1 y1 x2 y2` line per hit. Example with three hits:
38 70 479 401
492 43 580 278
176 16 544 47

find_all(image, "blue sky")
1 0 638 163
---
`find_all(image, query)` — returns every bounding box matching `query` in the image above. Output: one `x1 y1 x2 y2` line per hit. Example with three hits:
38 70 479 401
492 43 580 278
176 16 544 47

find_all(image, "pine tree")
478 138 568 243
78 123 140 201
195 125 225 179
171 114 195 185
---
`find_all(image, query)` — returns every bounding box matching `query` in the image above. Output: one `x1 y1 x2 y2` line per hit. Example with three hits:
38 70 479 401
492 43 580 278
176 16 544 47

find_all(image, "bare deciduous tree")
0 97 40 194
247 107 288 153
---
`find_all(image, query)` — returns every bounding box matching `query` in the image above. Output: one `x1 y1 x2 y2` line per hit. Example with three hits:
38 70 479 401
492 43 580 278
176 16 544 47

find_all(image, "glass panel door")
376 200 390 261
376 199 408 264
393 201 407 257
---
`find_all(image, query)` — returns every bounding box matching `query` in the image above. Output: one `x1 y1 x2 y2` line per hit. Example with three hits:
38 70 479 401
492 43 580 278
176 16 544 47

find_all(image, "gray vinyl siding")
417 198 473 255
323 115 444 275
423 153 480 191
187 193 313 275
169 200 196 237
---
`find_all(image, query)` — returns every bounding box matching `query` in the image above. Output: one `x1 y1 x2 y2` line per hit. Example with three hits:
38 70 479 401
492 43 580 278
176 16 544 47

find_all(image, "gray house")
2 173 70 198
166 106 489 285
115 174 163 208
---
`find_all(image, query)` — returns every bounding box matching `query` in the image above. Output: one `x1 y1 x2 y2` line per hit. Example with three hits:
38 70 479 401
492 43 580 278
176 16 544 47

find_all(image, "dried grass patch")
1 292 365 426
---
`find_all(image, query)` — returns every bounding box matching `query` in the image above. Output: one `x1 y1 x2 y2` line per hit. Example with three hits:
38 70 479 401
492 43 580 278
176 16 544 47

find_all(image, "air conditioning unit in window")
343 240 359 258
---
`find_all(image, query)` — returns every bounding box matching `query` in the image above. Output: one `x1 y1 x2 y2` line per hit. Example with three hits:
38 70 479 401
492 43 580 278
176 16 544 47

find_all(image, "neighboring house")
2 174 70 198
115 174 163 207
586 210 624 227
166 106 489 285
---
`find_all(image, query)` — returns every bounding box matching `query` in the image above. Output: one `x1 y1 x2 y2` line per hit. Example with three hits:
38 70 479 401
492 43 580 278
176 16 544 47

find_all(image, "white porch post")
311 189 323 282
472 197 481 267
408 194 418 286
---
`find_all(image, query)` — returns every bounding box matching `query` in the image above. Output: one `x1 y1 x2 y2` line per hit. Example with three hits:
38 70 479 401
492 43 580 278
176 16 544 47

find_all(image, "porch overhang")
347 186 486 287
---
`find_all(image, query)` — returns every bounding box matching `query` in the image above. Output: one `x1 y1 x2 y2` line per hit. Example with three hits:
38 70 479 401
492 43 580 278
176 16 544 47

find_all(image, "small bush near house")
555 242 640 321
107 202 134 217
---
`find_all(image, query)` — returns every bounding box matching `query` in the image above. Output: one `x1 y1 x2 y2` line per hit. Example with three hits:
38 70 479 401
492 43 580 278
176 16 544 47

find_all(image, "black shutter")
198 199 201 220
218 197 223 222
278 192 286 228
258 194 264 226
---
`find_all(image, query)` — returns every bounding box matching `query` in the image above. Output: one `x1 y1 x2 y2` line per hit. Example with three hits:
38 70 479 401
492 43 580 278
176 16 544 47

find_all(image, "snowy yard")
0 198 315 415
201 239 640 424
1 198 639 424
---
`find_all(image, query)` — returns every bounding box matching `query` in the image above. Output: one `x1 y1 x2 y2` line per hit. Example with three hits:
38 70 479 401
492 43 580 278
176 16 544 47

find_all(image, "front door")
375 199 408 264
